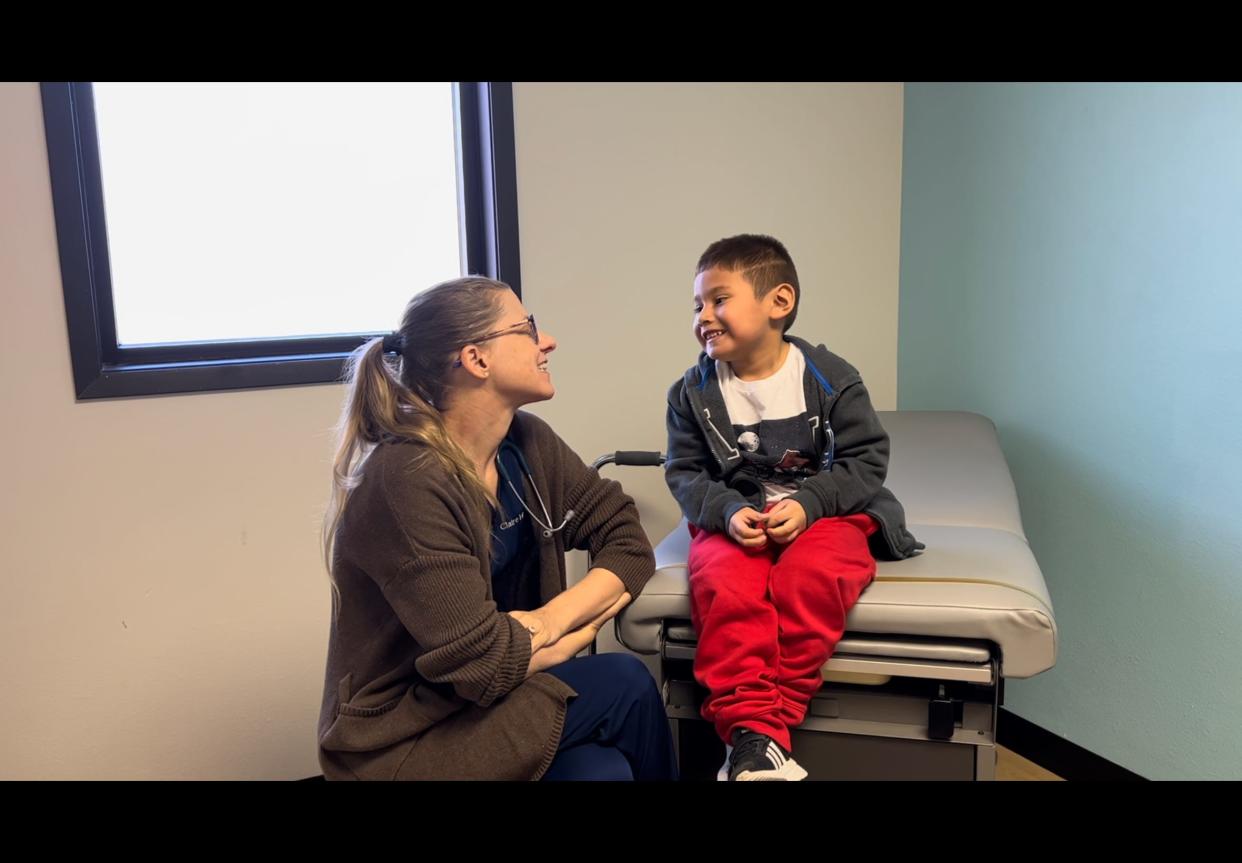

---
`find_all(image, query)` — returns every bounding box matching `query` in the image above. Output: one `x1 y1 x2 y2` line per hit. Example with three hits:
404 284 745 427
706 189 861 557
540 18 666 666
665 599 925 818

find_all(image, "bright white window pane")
92 82 462 346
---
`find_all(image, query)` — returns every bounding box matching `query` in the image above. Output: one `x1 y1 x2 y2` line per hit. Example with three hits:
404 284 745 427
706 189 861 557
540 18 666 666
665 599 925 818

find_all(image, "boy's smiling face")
693 266 777 362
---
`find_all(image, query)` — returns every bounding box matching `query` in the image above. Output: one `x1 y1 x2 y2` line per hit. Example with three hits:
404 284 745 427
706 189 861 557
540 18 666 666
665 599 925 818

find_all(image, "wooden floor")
997 745 1063 780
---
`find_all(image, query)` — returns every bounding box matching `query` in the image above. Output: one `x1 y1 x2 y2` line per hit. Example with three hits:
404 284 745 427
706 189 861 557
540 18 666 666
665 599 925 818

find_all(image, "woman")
317 276 677 780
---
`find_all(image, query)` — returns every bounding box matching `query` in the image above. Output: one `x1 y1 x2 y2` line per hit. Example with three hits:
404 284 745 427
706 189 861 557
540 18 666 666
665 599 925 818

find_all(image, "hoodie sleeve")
664 378 751 533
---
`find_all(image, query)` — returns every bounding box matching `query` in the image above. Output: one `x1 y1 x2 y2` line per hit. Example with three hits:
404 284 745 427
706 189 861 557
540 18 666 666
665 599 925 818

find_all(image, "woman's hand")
527 592 631 674
509 608 558 652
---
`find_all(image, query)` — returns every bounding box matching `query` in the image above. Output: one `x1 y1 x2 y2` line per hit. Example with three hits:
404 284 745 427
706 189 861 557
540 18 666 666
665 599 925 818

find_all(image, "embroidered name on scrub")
498 510 526 531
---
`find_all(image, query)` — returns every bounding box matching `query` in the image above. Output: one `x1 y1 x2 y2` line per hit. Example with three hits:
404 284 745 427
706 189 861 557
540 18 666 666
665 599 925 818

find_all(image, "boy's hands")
728 501 808 547
764 499 807 545
728 507 770 548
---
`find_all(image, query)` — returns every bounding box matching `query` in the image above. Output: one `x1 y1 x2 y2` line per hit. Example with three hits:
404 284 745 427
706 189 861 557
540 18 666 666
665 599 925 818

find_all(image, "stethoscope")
496 448 574 539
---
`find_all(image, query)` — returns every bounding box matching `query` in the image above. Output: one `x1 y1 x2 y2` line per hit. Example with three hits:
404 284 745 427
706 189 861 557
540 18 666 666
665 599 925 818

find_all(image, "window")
40 81 521 399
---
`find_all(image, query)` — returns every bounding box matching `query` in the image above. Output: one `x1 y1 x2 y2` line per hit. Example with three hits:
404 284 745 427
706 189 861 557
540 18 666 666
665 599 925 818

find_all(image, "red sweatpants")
687 508 878 751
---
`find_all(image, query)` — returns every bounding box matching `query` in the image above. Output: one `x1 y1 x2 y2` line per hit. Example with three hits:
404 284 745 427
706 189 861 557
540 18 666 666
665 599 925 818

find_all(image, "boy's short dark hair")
696 234 800 332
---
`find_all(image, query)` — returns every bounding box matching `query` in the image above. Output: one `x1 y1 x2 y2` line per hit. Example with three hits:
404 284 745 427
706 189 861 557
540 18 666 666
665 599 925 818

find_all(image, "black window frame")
40 81 522 400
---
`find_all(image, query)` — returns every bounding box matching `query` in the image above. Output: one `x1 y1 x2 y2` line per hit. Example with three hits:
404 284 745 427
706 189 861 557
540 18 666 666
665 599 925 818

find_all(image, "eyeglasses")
453 314 539 367
474 314 539 345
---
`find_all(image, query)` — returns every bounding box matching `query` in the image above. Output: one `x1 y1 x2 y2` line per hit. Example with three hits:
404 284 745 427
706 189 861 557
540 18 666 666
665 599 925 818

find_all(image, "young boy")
664 234 923 780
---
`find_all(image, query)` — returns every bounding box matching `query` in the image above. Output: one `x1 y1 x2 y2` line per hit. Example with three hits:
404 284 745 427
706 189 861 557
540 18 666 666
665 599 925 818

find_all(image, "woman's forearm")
523 590 631 678
538 568 627 641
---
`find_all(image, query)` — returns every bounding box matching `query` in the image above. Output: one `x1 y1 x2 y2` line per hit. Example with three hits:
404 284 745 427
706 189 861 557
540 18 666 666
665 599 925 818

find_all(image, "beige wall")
515 82 904 544
0 82 902 778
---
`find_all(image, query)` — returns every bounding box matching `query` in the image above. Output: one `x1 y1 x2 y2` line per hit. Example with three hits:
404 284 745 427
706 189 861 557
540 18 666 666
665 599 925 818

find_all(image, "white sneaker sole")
736 758 808 781
717 745 810 781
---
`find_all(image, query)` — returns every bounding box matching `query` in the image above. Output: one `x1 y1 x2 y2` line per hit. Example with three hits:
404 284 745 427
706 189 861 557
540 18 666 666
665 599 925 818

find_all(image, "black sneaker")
718 729 808 781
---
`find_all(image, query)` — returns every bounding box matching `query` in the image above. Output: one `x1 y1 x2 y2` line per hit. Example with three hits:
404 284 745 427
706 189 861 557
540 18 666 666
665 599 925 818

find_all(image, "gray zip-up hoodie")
664 335 923 560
